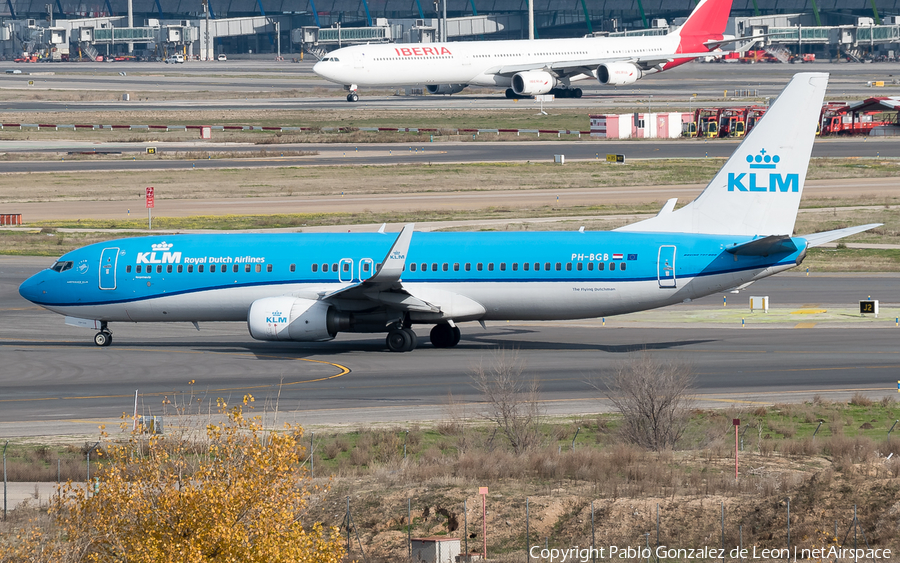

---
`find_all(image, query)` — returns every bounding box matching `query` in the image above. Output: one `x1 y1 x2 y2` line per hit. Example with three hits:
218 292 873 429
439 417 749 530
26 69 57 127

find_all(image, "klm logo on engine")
728 149 799 193
136 241 182 264
267 310 288 324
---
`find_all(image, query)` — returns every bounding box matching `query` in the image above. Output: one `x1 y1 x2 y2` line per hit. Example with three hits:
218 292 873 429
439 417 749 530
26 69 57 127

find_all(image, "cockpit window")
50 260 73 272
323 57 339 62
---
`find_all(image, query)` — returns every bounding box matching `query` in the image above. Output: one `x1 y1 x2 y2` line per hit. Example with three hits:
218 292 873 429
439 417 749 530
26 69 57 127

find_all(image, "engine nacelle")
597 62 643 86
426 84 467 95
247 296 337 342
511 71 557 96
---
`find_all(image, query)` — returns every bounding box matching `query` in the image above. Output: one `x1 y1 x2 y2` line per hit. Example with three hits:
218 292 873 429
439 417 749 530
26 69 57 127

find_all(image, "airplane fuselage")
313 34 685 88
20 231 805 327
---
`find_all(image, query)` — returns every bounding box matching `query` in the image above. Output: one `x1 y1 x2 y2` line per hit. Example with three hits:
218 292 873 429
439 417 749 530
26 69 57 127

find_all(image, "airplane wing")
493 50 724 78
321 224 441 313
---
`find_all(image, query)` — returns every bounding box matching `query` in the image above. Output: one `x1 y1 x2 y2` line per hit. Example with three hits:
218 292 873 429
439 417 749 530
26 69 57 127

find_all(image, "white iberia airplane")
314 0 734 102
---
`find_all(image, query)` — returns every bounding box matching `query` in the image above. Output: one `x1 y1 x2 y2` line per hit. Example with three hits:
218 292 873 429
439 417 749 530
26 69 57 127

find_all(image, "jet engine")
597 62 643 86
247 296 344 342
426 84 467 95
511 71 557 96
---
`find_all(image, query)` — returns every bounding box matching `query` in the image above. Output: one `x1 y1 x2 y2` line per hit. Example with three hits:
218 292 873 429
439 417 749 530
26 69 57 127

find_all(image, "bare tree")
592 352 695 451
471 349 543 454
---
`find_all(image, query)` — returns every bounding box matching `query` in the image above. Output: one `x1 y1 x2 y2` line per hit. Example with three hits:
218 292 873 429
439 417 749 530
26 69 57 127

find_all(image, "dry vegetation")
4 394 900 561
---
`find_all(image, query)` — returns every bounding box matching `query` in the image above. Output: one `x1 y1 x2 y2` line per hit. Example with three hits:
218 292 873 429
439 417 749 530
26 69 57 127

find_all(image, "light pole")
86 442 100 488
3 441 8 520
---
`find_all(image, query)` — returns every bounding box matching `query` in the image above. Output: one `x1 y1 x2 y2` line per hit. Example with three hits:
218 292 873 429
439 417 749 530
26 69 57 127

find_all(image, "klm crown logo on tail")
728 149 798 193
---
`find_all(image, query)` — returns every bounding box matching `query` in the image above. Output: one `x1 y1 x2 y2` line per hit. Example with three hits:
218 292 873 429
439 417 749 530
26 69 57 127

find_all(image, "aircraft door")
338 258 353 283
358 258 374 281
99 247 120 290
657 245 676 288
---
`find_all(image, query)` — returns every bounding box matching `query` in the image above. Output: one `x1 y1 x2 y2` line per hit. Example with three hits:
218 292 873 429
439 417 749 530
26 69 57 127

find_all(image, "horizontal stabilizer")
800 223 882 248
725 235 798 256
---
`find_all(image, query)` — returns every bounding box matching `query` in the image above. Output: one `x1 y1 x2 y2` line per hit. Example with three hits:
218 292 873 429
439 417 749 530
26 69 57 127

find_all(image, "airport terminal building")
2 0 900 60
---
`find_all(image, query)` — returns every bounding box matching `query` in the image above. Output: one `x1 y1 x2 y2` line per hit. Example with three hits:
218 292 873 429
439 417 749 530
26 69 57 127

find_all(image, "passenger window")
310 264 316 272
245 264 251 273
566 263 572 271
257 264 262 273
156 265 162 274
188 265 193 273
332 263 337 272
432 263 438 272
453 263 460 271
488 263 494 271
363 263 370 272
342 262 349 272
545 263 551 271
610 262 616 271
421 263 427 272
512 263 518 271
442 263 448 271
587 262 593 271
523 262 529 271
465 263 471 271
620 262 626 271
177 265 183 273
500 263 506 271
411 263 417 272
477 263 483 271
126 265 132 273
266 264 272 273
199 265 205 273
323 263 329 272
136 265 142 273
167 265 173 274
210 265 216 272
597 262 604 271
576 263 583 271
555 263 561 271
534 263 540 271
233 265 239 273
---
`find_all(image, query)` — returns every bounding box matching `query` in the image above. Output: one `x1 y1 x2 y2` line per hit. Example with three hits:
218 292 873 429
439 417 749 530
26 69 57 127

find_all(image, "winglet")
369 223 414 283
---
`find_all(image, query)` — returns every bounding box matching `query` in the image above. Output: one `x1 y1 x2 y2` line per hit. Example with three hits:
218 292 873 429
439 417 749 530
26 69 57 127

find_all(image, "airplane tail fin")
617 72 828 237
673 0 733 40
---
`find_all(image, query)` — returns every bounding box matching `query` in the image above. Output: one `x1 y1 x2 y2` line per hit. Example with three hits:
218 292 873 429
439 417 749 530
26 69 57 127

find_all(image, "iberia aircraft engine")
248 296 341 342
597 62 643 86
511 71 557 96
426 84 467 95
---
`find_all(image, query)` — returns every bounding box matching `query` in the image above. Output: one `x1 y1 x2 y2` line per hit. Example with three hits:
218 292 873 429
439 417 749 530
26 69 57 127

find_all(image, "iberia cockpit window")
49 260 74 272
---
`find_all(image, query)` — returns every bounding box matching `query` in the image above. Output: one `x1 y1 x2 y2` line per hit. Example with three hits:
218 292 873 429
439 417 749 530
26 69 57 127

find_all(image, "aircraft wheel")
402 328 418 351
94 331 111 347
450 326 461 347
430 323 455 348
347 92 359 102
573 88 583 98
505 88 515 99
386 328 412 352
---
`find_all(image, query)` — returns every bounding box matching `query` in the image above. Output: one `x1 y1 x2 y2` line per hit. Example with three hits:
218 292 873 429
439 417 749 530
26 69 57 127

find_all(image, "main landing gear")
430 323 460 348
94 322 112 347
386 326 418 352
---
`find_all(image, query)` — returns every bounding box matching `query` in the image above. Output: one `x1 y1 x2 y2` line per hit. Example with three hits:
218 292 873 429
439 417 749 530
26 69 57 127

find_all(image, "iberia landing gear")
345 84 359 102
430 323 460 348
94 321 113 347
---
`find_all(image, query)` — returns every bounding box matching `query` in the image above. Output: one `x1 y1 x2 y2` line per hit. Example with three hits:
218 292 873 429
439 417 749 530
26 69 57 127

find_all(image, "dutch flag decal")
612 253 624 260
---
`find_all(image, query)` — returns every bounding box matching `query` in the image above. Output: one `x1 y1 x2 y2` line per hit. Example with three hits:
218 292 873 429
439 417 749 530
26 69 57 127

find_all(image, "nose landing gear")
94 322 113 347
344 84 360 102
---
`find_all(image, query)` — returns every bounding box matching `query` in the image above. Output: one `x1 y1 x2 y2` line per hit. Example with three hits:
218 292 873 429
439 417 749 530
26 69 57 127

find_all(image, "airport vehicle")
18 73 879 352
314 0 735 102
164 54 185 64
217 54 227 61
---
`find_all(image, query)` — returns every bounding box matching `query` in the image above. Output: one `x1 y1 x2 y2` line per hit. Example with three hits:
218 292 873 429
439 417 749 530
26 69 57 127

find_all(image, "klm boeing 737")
19 73 879 352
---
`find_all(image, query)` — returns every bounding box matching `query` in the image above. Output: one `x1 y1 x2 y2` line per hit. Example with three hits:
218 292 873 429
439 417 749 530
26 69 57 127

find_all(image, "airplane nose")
18 273 47 303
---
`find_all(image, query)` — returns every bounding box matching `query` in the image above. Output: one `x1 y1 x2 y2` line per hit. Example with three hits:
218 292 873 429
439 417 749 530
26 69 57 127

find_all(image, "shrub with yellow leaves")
1 395 343 563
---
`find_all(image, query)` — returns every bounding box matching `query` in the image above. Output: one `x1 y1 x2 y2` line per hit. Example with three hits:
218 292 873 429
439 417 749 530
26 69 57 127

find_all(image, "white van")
164 54 185 64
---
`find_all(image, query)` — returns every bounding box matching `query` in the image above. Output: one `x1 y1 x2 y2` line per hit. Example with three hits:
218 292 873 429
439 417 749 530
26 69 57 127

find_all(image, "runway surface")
1 60 898 111
1 138 898 175
1 256 897 438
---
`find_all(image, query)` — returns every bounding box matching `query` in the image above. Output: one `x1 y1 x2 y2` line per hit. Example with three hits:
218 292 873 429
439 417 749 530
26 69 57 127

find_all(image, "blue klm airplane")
18 73 878 352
